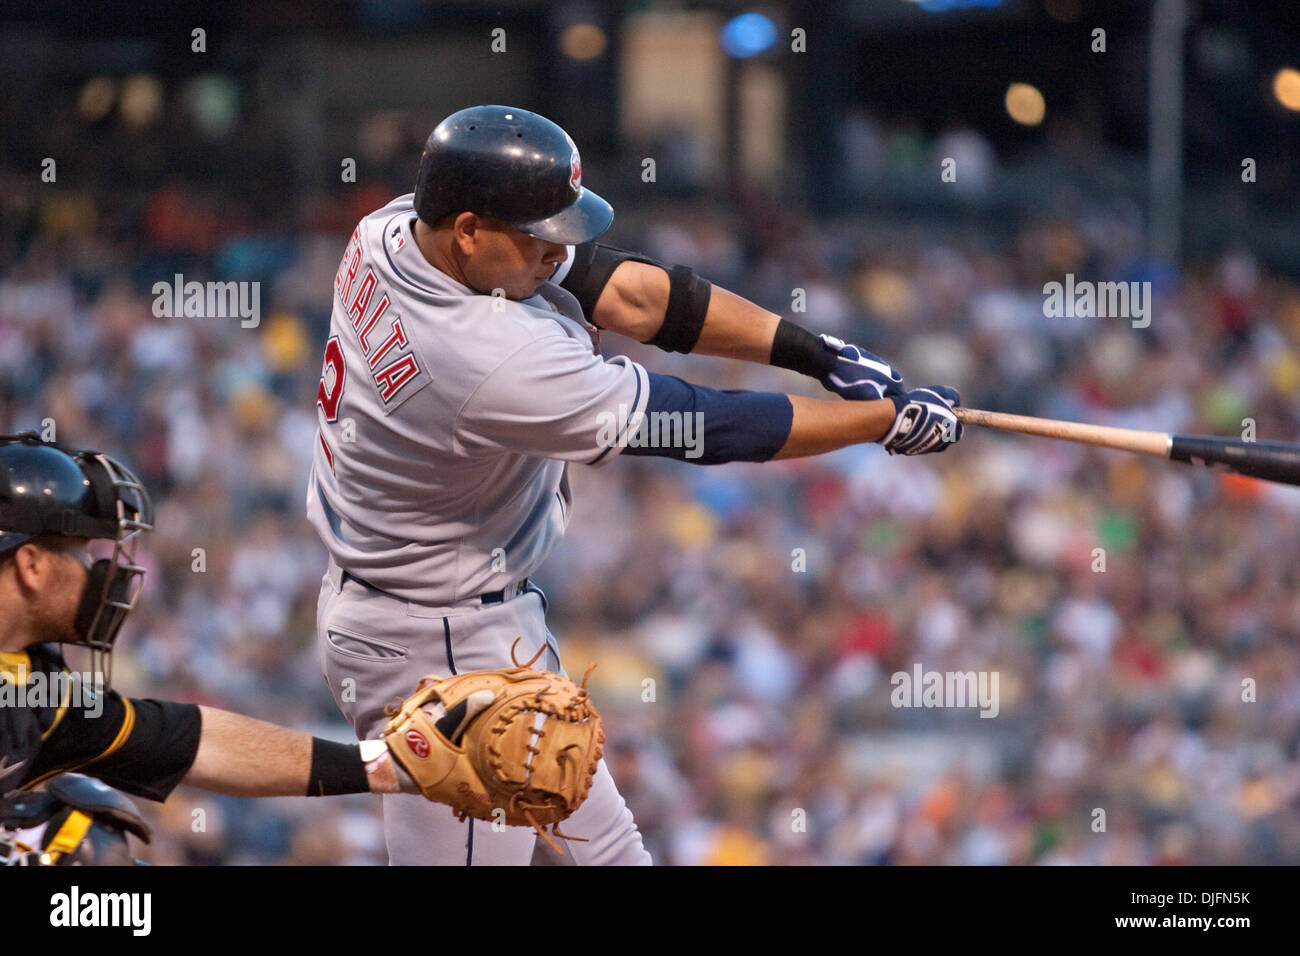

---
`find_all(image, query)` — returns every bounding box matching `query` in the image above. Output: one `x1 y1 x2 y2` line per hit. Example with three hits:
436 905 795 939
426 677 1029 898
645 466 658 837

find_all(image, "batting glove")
817 334 905 401
880 385 963 456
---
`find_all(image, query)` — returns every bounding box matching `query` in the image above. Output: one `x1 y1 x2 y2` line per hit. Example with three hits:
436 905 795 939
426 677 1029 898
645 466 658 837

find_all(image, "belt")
479 576 531 605
342 570 530 607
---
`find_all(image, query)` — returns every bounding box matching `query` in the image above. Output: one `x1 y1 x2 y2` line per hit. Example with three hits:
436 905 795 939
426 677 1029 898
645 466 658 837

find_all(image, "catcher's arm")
184 706 396 797
18 689 395 801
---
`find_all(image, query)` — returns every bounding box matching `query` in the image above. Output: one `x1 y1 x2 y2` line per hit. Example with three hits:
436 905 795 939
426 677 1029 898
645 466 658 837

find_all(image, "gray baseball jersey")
305 193 649 605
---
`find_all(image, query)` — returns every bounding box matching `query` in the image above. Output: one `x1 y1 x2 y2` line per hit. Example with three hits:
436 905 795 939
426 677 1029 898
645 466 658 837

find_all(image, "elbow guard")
560 242 711 354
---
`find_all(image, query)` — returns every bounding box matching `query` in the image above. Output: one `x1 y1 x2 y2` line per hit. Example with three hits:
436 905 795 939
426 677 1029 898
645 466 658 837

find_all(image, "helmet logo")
406 729 431 758
565 133 581 191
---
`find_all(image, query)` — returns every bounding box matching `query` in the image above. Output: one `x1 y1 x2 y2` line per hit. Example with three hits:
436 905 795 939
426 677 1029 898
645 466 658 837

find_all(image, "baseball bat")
953 407 1300 487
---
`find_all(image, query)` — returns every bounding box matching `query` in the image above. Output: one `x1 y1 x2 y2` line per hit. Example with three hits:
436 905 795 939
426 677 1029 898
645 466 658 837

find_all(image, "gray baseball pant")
315 561 651 866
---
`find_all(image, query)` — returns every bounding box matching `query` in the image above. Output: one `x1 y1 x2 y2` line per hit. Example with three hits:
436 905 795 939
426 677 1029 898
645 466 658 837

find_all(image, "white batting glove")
880 386 963 456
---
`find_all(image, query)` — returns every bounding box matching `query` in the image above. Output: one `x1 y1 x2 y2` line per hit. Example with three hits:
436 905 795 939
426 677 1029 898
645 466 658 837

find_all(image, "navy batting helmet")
413 105 613 245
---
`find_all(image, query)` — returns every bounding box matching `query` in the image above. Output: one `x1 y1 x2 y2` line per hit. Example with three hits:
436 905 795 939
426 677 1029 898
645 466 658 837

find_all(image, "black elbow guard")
561 242 711 354
651 264 711 354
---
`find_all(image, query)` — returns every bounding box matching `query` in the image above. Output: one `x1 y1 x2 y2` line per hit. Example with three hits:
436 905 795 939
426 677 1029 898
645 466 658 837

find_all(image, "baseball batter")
308 105 962 866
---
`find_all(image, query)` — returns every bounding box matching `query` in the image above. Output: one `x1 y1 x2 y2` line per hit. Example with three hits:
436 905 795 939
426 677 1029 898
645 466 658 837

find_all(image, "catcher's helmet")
0 774 152 866
0 433 153 689
413 105 613 245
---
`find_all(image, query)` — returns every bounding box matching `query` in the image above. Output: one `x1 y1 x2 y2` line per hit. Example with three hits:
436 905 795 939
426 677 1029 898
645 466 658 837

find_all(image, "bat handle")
954 407 1171 458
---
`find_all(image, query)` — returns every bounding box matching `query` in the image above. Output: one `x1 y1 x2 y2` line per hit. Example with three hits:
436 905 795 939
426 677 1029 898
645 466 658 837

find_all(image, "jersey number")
317 336 345 422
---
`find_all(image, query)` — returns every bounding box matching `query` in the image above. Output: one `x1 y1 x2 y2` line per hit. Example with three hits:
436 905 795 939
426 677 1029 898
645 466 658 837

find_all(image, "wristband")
770 320 838 378
306 738 370 797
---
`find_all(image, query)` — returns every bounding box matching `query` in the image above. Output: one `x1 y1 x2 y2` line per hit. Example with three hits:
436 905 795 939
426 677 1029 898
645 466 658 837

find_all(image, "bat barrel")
1168 435 1300 487
954 407 1300 488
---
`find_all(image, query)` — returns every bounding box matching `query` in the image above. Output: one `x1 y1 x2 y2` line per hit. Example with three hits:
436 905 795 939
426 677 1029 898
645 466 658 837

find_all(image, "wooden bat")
953 407 1300 487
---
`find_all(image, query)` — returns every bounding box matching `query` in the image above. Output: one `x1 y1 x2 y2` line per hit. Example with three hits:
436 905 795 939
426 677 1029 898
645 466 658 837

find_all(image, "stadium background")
2 0 1299 864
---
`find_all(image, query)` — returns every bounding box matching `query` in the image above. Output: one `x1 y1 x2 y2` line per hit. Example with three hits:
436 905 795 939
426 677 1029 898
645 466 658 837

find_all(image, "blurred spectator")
3 91 1300 868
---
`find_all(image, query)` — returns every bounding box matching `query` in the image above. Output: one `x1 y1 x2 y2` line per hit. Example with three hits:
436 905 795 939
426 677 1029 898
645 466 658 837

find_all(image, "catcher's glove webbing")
383 641 603 854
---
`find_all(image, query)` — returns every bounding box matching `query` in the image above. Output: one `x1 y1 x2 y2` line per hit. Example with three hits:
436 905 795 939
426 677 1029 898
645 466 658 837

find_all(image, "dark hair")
0 534 86 568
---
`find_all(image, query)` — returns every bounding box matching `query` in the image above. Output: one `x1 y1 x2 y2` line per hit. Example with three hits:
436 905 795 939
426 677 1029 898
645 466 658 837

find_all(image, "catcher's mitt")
382 641 603 854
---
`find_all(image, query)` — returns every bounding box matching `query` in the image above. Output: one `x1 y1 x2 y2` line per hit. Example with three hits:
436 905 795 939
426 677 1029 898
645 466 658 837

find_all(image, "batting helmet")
0 433 153 689
413 105 613 245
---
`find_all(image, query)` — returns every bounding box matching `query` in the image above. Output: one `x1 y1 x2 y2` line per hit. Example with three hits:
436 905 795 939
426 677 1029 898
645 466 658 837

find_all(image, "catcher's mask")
0 432 153 690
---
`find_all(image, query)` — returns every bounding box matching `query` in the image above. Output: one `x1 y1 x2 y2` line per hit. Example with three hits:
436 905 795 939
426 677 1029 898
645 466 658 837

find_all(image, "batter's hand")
817 335 905 401
880 386 963 456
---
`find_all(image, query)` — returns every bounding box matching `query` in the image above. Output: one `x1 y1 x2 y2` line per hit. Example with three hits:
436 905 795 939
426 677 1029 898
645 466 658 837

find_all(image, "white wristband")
358 739 389 765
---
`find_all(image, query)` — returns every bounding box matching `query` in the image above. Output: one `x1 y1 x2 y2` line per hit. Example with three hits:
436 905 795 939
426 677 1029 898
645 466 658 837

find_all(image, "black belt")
343 570 529 606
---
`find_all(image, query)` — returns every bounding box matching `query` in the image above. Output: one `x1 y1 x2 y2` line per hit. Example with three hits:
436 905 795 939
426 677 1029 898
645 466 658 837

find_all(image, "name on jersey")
333 227 422 405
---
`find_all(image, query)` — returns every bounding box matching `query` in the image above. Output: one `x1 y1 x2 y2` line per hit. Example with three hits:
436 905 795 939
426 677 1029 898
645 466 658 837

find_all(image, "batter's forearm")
589 261 780 362
624 373 894 465
774 395 896 459
691 286 782 363
567 247 903 408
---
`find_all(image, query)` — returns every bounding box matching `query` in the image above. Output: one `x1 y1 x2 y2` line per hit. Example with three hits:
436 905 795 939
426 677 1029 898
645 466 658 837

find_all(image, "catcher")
0 433 600 863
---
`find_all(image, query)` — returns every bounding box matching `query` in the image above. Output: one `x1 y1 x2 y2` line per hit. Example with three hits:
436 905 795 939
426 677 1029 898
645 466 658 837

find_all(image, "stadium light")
119 74 163 129
905 0 1003 11
78 76 115 123
1005 83 1045 126
560 23 607 61
1274 68 1300 112
721 12 777 59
